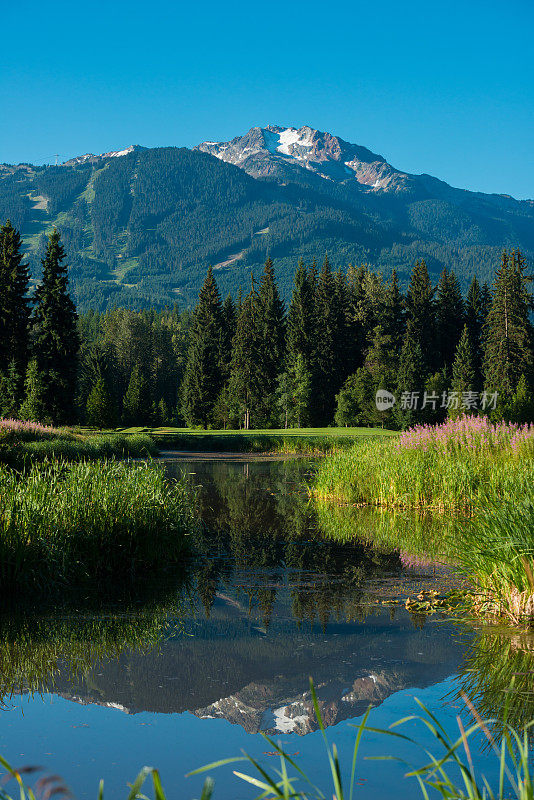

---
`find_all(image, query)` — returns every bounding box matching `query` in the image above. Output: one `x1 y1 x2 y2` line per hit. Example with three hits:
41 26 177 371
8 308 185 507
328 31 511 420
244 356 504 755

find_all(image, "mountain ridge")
0 124 532 312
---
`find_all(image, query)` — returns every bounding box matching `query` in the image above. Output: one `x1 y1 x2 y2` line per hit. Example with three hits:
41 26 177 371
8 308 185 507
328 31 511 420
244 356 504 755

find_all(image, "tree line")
1 217 533 428
181 252 533 429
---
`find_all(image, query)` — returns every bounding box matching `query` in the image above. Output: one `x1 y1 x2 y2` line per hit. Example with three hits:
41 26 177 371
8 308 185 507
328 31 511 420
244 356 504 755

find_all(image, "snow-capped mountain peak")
63 144 145 167
195 125 411 192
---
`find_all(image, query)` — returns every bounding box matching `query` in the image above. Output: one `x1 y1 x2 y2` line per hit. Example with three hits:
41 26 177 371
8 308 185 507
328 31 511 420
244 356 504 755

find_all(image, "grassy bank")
314 417 534 511
113 425 396 454
0 459 198 593
0 419 156 466
314 417 534 627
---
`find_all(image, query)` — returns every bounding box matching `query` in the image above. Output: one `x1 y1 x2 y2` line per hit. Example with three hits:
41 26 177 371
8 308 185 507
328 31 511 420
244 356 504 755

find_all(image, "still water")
0 458 532 798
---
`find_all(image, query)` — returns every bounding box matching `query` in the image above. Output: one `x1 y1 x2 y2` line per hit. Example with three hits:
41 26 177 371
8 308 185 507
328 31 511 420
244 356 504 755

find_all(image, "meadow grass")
104 425 395 455
314 417 534 512
314 417 534 628
454 499 534 626
0 459 199 593
0 418 157 466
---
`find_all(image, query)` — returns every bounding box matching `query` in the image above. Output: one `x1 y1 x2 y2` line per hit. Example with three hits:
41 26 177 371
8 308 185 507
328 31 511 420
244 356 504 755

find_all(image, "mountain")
1 125 532 312
196 124 414 191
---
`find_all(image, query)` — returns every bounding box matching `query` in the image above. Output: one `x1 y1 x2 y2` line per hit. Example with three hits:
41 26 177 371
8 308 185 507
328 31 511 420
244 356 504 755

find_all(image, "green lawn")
109 426 396 437
74 426 396 454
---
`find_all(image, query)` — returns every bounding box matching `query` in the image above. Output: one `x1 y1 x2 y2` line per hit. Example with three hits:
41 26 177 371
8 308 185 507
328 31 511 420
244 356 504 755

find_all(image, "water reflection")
0 458 482 737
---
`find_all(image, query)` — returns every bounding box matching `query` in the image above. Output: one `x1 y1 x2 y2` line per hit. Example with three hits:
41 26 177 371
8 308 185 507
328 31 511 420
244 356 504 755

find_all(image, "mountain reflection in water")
0 458 484 735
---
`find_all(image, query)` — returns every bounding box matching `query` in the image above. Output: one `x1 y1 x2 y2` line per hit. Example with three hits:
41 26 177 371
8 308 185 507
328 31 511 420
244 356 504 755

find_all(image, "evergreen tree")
31 229 79 423
221 294 236 379
0 220 30 404
86 373 117 428
394 323 426 429
313 255 343 424
436 267 464 371
181 266 225 427
0 359 21 417
405 259 435 373
381 269 405 361
286 260 315 372
122 364 149 425
450 324 476 419
465 276 486 391
257 258 285 425
277 353 312 428
19 358 48 423
227 285 263 429
508 374 534 424
483 250 534 408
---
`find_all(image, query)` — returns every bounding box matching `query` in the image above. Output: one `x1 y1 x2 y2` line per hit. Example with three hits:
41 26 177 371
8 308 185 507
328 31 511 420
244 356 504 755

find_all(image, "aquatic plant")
0 459 199 593
314 417 534 511
454 500 534 627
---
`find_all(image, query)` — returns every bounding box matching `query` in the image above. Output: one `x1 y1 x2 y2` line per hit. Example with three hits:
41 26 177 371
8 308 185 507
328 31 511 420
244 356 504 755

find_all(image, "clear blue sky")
1 0 532 199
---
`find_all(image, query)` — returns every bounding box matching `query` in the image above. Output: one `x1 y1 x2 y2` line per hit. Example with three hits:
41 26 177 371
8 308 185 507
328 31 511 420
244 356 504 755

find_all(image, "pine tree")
279 353 312 428
181 266 225 427
382 269 405 358
122 364 149 425
508 374 534 424
313 255 343 424
436 267 464 371
394 323 426 429
19 358 48 423
31 229 79 423
286 260 315 372
405 259 435 373
228 285 263 429
257 258 285 425
0 220 30 404
0 359 21 417
483 250 534 407
449 325 476 418
86 373 117 428
465 276 486 391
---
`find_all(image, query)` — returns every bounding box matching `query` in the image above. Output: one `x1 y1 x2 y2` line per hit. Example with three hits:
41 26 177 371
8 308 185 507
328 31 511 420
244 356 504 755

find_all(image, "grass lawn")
91 426 396 437
75 426 396 453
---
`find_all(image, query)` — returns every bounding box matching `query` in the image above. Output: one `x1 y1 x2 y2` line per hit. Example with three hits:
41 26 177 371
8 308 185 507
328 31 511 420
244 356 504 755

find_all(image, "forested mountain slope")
1 126 533 311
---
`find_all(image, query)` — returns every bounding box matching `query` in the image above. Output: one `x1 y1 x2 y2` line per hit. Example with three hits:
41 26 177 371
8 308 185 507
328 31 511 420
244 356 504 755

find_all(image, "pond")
0 457 532 799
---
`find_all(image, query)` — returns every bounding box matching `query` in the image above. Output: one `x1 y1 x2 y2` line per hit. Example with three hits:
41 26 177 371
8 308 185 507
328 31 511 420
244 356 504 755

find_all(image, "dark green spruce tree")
313 255 343 424
465 276 487 392
257 258 285 425
381 268 405 367
31 228 79 423
394 323 426 429
405 259 435 374
181 266 225 427
483 250 534 412
435 267 464 372
0 220 30 406
228 284 263 429
449 324 476 418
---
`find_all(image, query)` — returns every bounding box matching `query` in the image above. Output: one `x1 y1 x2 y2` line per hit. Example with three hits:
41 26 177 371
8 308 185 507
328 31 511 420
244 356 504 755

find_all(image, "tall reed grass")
0 418 157 466
454 500 534 626
314 417 534 512
0 459 198 593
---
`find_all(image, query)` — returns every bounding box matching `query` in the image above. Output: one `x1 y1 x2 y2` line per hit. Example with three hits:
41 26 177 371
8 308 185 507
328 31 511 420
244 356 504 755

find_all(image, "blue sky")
1 0 532 198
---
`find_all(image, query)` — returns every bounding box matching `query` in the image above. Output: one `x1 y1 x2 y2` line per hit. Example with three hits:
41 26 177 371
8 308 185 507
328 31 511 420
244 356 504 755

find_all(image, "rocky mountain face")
196 125 413 192
1 125 533 312
62 144 145 166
